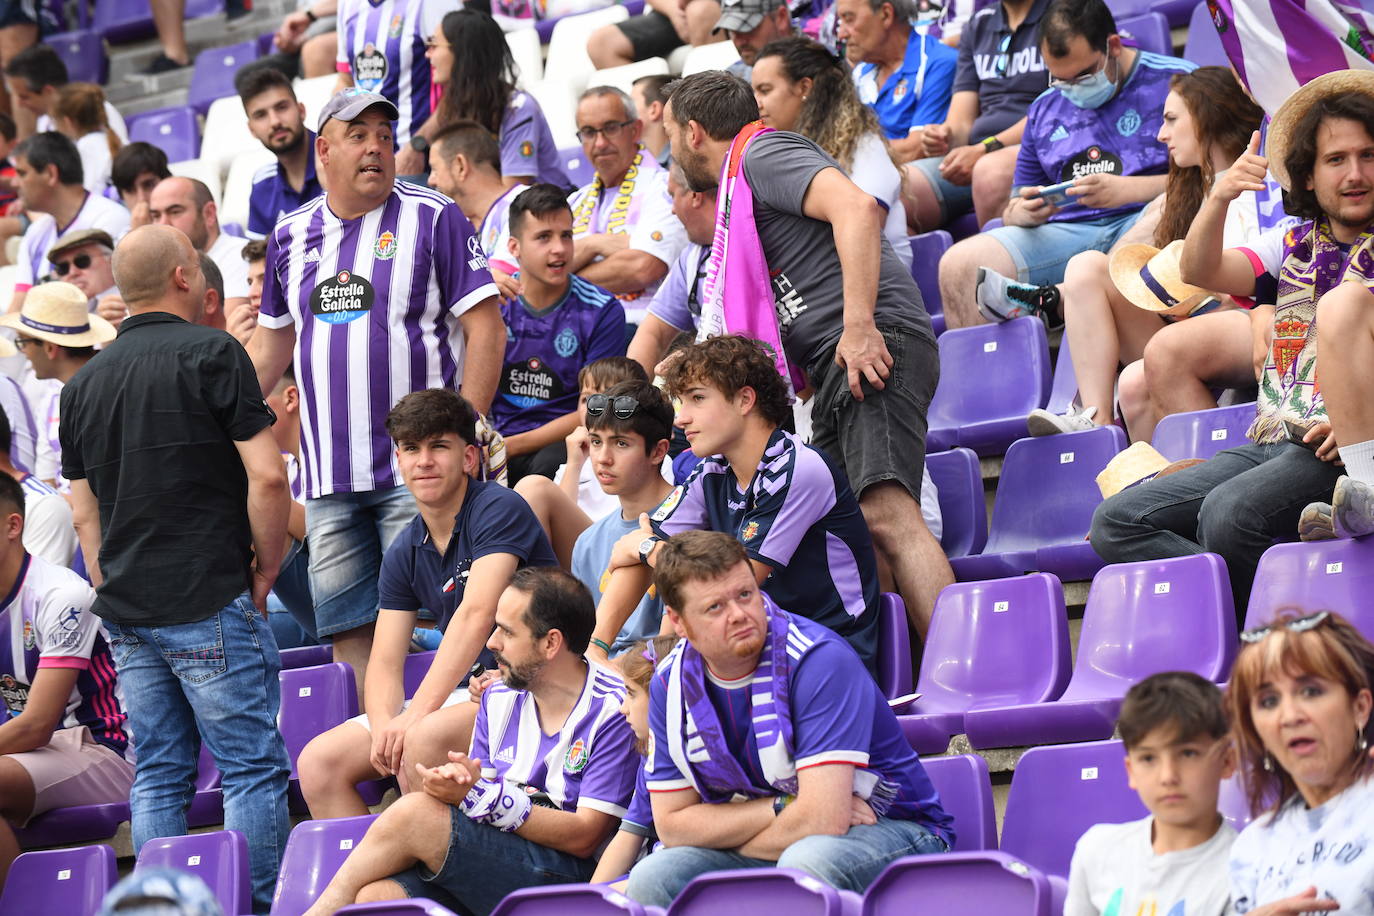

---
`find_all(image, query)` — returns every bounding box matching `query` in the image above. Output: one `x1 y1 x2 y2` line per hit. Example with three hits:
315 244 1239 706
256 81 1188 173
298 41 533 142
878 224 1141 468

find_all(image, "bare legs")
860 481 953 639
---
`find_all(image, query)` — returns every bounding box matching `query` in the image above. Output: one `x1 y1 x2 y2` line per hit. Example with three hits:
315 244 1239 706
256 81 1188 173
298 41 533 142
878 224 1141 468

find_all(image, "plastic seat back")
271 815 379 915
491 883 653 915
0 844 117 916
1246 538 1374 640
189 40 260 116
668 867 852 915
862 851 1052 916
919 755 997 851
277 663 359 779
877 592 913 701
927 318 1052 455
925 448 987 558
136 829 250 916
1151 402 1256 462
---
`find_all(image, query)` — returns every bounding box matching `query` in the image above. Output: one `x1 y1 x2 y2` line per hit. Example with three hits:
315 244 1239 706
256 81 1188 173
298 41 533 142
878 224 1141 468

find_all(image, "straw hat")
1096 441 1206 499
0 281 116 348
1109 240 1221 318
1267 69 1374 191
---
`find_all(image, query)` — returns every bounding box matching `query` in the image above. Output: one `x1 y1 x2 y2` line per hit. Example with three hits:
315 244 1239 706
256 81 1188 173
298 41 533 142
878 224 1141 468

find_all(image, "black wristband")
305 8 318 22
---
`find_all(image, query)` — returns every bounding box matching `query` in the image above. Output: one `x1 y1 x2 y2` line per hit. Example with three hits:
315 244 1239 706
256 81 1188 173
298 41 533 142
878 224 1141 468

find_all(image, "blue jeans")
1090 442 1345 613
987 208 1144 287
106 594 292 913
269 536 318 646
306 486 417 636
910 155 976 223
624 817 949 908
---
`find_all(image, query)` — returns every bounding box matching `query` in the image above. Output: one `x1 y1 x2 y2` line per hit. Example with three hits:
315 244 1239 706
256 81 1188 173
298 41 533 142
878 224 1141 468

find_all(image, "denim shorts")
909 156 976 223
306 486 418 637
987 208 1144 288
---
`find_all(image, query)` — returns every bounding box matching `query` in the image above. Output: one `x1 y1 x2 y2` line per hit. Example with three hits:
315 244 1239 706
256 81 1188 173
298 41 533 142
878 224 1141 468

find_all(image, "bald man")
148 177 251 315
59 225 293 912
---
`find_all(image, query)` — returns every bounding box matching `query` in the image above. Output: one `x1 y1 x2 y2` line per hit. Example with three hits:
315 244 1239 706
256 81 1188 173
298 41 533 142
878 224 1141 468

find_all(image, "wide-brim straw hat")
0 281 116 348
1097 440 1206 499
1267 69 1374 191
1109 239 1220 318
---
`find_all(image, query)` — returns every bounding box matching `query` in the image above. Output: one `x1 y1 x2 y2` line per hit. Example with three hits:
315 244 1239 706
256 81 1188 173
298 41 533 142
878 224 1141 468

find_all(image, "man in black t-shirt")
59 225 293 913
665 72 953 639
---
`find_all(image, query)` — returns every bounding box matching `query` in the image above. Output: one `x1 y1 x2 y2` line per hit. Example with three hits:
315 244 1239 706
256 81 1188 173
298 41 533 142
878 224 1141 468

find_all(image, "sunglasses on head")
1239 611 1331 644
53 254 93 276
585 394 640 420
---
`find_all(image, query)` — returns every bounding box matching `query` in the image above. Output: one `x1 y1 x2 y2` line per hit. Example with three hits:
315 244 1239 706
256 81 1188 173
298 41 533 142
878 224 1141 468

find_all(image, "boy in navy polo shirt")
588 335 883 674
493 184 628 485
297 388 557 819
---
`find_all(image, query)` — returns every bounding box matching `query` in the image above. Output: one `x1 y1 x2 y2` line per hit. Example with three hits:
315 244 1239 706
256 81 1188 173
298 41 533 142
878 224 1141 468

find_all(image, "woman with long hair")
53 82 122 193
751 36 912 268
426 9 569 188
1226 610 1374 913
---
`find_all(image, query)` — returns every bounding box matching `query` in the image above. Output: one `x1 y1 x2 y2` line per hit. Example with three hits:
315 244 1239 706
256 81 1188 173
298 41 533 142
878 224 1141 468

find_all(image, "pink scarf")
698 121 805 392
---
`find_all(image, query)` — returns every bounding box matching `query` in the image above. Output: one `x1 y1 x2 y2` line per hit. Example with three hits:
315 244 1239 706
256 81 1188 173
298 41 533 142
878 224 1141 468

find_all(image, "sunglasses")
53 253 94 276
12 336 41 349
993 34 1012 77
1239 611 1331 644
585 394 640 420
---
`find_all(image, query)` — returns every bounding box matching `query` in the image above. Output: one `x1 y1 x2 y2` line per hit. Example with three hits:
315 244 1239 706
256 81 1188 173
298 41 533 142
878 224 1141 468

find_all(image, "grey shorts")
909 156 975 224
808 326 939 501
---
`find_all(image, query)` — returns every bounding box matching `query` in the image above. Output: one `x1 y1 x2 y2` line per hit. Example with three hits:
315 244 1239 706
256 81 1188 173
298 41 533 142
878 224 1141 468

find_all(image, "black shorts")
616 10 684 60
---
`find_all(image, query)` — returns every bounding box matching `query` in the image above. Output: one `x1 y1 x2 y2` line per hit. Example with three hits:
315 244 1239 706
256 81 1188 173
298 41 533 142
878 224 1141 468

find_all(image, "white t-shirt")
553 456 674 520
37 103 129 143
20 473 76 567
848 132 913 270
1229 777 1374 915
208 231 250 301
14 193 130 292
1066 815 1236 916
74 132 113 193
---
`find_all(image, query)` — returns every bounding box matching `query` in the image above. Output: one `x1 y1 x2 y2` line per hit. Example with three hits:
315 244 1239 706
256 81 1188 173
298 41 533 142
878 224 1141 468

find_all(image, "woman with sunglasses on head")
750 36 913 270
424 9 569 188
1226 610 1374 915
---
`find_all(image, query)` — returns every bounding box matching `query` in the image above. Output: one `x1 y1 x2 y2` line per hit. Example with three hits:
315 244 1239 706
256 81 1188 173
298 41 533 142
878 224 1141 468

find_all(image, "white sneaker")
1027 405 1098 437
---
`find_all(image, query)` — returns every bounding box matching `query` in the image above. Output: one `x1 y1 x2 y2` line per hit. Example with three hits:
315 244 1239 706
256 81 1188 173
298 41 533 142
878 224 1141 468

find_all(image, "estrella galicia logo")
353 44 387 89
310 270 375 324
1061 145 1123 181
554 328 578 358
1116 109 1141 138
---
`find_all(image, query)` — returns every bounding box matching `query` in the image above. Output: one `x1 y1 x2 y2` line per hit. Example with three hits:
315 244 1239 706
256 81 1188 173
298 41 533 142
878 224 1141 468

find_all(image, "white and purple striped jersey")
19 473 76 568
336 0 459 144
0 372 39 475
480 182 525 276
472 661 638 818
259 183 499 499
14 193 129 293
0 553 126 755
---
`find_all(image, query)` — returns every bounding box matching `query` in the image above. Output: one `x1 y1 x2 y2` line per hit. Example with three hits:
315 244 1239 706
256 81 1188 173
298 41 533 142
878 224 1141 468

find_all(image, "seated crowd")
0 0 1373 913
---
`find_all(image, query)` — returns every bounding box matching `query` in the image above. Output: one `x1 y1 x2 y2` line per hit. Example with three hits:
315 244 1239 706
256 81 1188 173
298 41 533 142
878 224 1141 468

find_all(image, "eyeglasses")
585 394 641 419
993 34 1011 77
1048 54 1109 90
423 38 449 49
12 337 41 349
576 120 634 144
1239 611 1331 644
52 253 94 276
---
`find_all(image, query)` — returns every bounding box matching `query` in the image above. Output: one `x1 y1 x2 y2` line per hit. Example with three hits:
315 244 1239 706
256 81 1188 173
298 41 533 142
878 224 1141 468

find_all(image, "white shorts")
346 688 468 731
8 726 135 825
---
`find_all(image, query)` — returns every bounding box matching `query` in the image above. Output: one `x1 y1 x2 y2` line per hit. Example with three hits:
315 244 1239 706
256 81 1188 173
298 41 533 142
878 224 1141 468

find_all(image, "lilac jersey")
0 554 126 755
14 193 129 292
480 183 525 276
492 276 627 436
336 0 459 144
260 183 499 498
472 661 638 816
1014 51 1195 222
500 91 571 187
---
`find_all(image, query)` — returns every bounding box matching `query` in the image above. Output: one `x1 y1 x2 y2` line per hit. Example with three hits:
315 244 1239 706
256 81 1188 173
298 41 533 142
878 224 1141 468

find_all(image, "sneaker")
134 54 189 77
975 266 1064 330
1333 476 1374 538
1026 405 1097 437
1299 501 1337 541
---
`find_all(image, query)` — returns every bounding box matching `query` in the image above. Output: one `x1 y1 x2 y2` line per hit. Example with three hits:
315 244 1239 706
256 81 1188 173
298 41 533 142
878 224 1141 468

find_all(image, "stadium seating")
490 883 656 915
1116 12 1173 55
136 829 251 916
962 554 1235 748
337 902 463 915
170 157 225 209
918 755 997 852
1151 402 1256 462
544 6 631 98
1218 772 1258 832
1044 334 1078 417
899 573 1071 754
529 79 582 150
862 851 1054 916
128 105 201 163
189 40 260 116
93 0 157 42
507 27 545 87
679 40 742 76
221 145 279 228
667 867 860 915
15 800 127 850
198 95 261 182
295 74 339 133
278 662 360 812
589 58 670 97
1245 536 1374 637
1185 0 1230 65
47 29 107 85
271 815 379 916
0 844 116 915
907 231 950 336
188 743 226 828
878 592 914 704
949 426 1125 582
280 645 333 669
560 146 596 186
924 448 987 559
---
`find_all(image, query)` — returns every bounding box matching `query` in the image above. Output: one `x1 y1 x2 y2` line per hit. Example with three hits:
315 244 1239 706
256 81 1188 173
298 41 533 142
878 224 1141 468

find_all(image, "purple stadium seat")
946 210 979 241
1218 772 1258 832
667 868 859 915
1116 12 1172 55
47 30 107 85
907 230 950 336
862 851 1053 916
1044 334 1078 417
188 40 260 116
278 662 359 812
491 884 655 915
259 30 278 57
271 815 379 915
186 0 226 18
136 829 251 916
188 742 225 828
281 644 332 669
877 592 913 704
899 573 1071 754
925 448 987 559
338 902 462 915
926 317 1052 456
93 0 155 43
1184 1 1229 65
918 755 997 851
1108 0 1193 28
560 146 594 187
0 844 117 914
1245 537 1374 639
949 426 1126 582
128 106 201 163
403 650 438 695
963 554 1235 748
999 739 1147 880
15 801 128 849
1151 402 1256 463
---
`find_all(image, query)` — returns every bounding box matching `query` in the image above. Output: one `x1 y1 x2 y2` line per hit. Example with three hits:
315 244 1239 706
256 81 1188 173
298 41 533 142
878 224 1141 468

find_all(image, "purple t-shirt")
621 764 655 838
259 183 498 498
492 276 626 437
1013 51 1195 222
472 661 639 817
500 91 571 188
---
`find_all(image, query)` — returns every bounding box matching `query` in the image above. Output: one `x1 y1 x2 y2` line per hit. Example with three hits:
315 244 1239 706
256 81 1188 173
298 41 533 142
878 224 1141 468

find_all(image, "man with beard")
148 177 251 315
239 67 324 240
300 566 637 916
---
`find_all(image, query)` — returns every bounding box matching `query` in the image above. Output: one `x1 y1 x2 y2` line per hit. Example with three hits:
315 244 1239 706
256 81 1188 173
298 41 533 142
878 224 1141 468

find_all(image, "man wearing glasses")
45 229 117 312
569 86 688 328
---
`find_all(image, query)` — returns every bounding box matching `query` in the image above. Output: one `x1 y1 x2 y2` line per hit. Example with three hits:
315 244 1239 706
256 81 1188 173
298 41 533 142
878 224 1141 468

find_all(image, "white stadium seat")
681 39 742 76
219 146 278 231
527 77 581 150
198 95 262 183
505 27 543 88
169 158 223 209
293 74 339 135
544 5 630 97
588 57 669 97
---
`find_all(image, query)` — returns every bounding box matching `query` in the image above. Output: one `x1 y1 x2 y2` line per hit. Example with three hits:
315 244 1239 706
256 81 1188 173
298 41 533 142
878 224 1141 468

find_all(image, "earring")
1359 725 1369 754
1262 754 1274 772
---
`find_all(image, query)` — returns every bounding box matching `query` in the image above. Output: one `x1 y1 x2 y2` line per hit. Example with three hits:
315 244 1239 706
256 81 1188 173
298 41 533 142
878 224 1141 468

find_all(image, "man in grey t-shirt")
665 70 952 639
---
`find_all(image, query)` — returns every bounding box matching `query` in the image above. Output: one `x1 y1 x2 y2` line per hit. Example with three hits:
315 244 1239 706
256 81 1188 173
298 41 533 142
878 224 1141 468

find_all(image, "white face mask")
1055 54 1118 109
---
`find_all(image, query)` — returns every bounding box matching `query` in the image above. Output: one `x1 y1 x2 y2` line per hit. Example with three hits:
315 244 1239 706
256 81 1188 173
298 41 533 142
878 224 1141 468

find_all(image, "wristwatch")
409 135 430 154
637 536 661 566
981 136 1005 152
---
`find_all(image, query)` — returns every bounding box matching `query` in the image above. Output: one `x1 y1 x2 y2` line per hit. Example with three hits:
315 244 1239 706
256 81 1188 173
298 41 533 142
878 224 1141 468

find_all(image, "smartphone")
1285 419 1320 451
1029 179 1076 207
